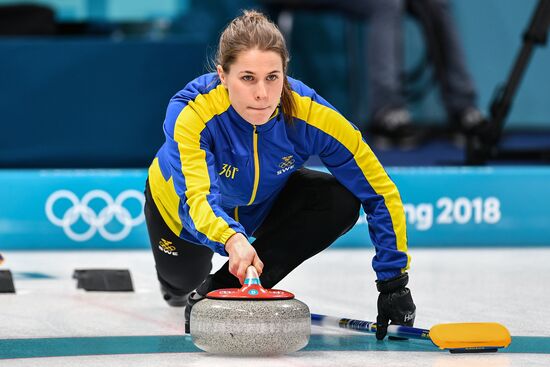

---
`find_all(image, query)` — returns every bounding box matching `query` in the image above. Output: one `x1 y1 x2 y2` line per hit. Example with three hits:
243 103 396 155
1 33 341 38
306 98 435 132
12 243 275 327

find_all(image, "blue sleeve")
290 81 410 280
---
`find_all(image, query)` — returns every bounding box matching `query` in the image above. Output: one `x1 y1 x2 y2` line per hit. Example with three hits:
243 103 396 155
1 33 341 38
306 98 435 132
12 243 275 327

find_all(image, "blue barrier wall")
0 0 549 168
1 167 548 250
0 37 206 167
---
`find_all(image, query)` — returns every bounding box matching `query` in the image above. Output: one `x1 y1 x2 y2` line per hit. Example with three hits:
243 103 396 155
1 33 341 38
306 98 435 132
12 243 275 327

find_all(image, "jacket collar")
227 105 282 133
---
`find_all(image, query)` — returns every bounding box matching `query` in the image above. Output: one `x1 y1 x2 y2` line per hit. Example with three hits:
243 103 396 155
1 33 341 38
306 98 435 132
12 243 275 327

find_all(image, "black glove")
375 272 416 340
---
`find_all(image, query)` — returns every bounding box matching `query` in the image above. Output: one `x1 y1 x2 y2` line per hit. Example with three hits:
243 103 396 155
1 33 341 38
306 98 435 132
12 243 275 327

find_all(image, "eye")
266 74 279 81
241 75 254 81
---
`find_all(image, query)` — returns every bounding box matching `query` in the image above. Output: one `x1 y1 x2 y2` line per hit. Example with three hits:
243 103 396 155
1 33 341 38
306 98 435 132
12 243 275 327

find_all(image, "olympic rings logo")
279 156 295 169
45 189 145 242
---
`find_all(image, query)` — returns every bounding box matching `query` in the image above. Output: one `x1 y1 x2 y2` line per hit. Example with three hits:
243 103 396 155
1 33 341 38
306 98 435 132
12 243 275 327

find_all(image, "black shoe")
370 108 421 149
160 285 189 307
451 107 488 135
184 291 205 334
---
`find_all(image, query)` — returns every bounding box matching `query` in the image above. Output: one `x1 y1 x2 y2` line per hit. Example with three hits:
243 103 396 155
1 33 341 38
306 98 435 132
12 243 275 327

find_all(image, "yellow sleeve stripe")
148 157 183 235
292 92 410 268
172 85 236 244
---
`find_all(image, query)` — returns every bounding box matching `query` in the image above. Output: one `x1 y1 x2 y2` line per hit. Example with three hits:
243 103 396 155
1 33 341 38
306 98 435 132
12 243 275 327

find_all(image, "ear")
217 65 226 87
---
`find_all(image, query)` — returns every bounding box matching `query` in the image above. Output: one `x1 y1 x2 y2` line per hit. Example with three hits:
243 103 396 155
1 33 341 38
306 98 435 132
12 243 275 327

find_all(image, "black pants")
144 168 361 297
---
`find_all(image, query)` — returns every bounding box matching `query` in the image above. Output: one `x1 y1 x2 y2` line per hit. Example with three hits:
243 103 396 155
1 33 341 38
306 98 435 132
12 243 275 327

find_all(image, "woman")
144 10 415 340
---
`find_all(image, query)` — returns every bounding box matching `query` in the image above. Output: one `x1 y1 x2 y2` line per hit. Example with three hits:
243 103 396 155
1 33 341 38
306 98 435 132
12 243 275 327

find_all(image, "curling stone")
190 266 310 355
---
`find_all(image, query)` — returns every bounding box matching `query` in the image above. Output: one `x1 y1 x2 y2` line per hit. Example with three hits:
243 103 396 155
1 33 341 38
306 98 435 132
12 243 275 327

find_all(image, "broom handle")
311 314 431 341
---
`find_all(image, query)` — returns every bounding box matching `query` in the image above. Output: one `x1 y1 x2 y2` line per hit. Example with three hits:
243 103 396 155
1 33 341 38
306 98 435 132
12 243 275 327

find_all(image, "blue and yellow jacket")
148 73 409 280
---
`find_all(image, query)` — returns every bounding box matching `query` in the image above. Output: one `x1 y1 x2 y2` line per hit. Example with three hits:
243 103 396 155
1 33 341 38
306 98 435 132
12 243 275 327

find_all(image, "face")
217 49 284 125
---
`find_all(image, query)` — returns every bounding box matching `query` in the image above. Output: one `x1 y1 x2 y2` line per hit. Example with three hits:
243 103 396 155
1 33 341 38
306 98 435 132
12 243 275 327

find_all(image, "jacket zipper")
247 125 260 205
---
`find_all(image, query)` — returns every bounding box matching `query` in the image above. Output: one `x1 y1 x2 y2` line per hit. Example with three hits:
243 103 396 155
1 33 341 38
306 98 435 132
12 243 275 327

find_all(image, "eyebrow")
239 70 281 75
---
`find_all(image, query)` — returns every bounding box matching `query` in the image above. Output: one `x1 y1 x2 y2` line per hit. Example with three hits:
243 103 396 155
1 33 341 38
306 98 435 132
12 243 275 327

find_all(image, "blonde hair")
216 10 295 123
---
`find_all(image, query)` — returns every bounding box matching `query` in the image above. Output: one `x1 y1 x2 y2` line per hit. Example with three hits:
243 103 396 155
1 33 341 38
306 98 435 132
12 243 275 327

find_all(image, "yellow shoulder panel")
292 92 409 267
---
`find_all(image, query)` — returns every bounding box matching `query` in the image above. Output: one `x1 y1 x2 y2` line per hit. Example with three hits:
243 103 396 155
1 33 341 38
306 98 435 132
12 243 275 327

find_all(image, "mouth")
248 106 270 111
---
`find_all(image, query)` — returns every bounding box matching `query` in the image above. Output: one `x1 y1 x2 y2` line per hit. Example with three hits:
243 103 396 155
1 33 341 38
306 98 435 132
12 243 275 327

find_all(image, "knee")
156 253 212 293
330 182 361 230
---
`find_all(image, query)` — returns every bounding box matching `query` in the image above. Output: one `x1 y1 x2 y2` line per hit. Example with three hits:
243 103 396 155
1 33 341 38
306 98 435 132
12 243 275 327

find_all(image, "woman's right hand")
224 233 264 284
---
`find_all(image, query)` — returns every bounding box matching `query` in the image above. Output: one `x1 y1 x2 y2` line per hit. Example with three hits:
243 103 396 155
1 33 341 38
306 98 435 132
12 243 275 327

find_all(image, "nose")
255 81 267 100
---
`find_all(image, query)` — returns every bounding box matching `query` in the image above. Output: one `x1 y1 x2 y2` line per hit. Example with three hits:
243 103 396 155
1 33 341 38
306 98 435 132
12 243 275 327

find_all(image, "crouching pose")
144 10 415 340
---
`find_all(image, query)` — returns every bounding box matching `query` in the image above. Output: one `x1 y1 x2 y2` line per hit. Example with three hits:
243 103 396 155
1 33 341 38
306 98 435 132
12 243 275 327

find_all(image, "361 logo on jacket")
219 163 239 179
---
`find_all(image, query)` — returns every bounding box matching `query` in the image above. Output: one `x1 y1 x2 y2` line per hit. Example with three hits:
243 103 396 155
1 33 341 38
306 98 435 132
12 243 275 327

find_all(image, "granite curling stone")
190 266 311 355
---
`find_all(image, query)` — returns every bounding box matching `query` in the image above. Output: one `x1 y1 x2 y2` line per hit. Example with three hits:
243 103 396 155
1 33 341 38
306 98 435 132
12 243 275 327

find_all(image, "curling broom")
311 314 511 353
